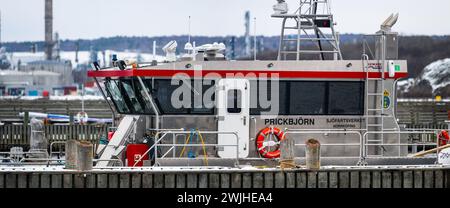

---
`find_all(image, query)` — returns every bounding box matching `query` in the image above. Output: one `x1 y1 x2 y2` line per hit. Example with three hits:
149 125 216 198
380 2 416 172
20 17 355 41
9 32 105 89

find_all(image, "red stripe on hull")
88 69 408 79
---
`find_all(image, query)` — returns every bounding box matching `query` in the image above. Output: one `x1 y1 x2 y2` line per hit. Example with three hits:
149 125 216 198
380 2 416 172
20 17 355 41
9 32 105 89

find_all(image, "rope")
188 129 196 158
178 129 209 166
179 131 192 158
279 159 297 170
196 130 208 166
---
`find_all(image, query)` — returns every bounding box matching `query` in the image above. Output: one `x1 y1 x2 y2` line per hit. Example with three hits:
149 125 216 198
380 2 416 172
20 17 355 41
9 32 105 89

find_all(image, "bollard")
65 140 79 170
305 139 321 170
280 135 296 169
76 141 93 171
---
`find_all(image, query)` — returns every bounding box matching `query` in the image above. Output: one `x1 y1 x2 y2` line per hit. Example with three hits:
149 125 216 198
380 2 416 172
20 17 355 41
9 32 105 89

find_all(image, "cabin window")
105 80 131 114
250 81 364 116
328 82 364 115
288 81 326 115
133 79 156 114
250 80 288 115
153 79 189 114
227 89 242 113
117 79 157 114
122 81 144 113
151 79 216 115
191 80 216 114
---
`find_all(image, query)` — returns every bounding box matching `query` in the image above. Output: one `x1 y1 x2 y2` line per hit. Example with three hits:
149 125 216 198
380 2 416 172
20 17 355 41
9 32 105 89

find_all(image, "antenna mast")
254 17 257 60
188 16 191 44
272 0 342 61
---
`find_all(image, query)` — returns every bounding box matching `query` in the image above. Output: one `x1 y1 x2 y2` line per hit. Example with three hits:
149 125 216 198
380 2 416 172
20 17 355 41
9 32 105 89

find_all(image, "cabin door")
217 79 250 158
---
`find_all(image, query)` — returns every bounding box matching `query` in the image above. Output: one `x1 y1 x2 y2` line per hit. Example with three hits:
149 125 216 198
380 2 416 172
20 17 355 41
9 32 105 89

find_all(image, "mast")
272 0 342 61
253 17 257 60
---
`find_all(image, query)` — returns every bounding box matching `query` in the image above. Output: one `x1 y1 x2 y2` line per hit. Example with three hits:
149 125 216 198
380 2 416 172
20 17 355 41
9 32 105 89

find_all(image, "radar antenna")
272 0 342 61
380 13 399 32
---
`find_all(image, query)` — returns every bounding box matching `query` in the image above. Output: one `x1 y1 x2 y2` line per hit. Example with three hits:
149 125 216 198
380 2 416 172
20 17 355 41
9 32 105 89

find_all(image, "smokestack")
75 41 79 64
0 11 2 48
244 11 251 57
45 0 53 60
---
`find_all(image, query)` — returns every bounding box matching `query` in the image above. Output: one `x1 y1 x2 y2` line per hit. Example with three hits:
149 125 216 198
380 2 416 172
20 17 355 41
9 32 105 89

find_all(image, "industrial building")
0 0 77 96
0 70 65 96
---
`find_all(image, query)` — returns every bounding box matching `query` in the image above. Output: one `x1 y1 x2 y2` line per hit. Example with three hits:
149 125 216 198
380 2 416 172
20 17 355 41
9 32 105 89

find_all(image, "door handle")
242 116 247 126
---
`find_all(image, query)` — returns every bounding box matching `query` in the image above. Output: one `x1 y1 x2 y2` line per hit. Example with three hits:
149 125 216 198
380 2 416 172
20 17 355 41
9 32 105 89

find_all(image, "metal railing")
0 124 109 150
0 127 446 167
284 130 364 160
49 141 66 158
362 130 439 159
270 129 443 165
133 130 241 167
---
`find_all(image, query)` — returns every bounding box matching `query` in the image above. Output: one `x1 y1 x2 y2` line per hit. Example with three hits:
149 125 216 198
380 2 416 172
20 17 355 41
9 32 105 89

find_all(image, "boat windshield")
105 80 131 114
104 78 215 115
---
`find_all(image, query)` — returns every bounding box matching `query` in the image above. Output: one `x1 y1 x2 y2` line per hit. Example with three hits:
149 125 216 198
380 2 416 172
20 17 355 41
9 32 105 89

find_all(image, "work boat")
85 1 450 168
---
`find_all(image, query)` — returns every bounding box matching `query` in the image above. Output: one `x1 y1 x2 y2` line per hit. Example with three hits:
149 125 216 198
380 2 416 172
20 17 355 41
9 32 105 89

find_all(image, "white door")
217 79 250 158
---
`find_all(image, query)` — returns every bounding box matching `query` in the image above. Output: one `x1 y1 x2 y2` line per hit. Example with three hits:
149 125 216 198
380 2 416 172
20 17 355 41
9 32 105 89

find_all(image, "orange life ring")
438 130 450 146
256 127 286 159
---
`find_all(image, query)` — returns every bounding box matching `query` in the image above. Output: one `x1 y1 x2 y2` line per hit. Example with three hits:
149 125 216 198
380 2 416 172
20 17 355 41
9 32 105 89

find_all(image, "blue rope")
188 129 196 158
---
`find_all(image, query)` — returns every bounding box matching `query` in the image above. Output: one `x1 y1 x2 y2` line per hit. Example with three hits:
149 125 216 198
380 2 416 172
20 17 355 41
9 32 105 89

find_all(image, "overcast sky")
1 0 450 42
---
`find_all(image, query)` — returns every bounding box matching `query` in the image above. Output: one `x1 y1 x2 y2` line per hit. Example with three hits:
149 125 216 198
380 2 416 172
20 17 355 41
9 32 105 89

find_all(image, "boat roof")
88 60 408 80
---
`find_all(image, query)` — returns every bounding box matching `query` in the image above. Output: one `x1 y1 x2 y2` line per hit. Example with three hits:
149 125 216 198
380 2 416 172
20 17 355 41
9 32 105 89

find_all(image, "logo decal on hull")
264 118 315 126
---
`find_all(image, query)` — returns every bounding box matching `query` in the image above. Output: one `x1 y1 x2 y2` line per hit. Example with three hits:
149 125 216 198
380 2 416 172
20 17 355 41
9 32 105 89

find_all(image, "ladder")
363 34 388 157
96 115 140 167
272 0 342 61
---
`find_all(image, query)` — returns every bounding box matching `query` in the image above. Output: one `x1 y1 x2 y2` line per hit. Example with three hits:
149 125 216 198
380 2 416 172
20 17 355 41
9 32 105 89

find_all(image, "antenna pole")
188 16 191 44
152 41 156 60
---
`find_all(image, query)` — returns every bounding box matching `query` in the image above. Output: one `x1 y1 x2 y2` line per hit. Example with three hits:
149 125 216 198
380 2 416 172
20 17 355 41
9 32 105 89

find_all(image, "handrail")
133 130 240 167
49 141 66 158
362 131 439 158
155 130 240 167
284 130 364 163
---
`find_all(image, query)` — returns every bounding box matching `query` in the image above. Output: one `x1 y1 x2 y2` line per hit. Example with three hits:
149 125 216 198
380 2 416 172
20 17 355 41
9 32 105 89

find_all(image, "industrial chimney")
45 0 53 60
0 11 3 48
244 11 251 58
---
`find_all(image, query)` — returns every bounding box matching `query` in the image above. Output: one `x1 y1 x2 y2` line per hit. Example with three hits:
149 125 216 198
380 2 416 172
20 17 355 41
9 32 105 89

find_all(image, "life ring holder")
256 127 286 159
76 112 89 124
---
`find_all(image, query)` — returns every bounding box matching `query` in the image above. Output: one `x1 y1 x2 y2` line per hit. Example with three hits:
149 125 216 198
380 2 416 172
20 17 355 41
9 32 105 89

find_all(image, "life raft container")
256 127 286 159
438 130 450 146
